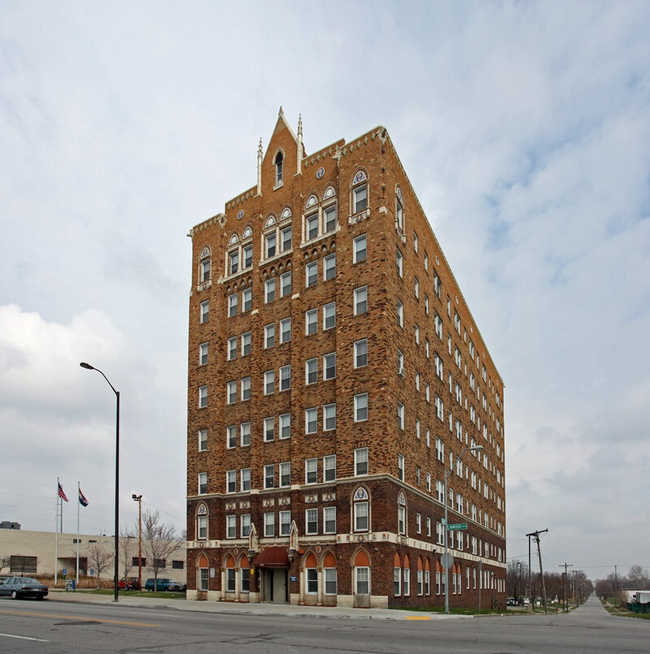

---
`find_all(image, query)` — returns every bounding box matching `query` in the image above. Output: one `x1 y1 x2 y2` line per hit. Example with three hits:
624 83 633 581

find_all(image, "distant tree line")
507 560 593 605
595 565 650 600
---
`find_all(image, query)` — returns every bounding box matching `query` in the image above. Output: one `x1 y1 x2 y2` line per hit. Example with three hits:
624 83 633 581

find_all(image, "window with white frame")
226 514 236 539
323 506 336 534
279 510 291 536
324 253 336 280
197 512 208 540
324 403 336 431
240 468 250 492
227 336 237 361
305 458 318 484
354 393 368 422
281 224 292 251
323 352 336 380
279 413 291 439
397 349 405 376
264 512 275 537
198 472 207 495
305 508 318 535
241 376 251 401
264 370 274 395
305 407 318 434
265 231 277 258
354 501 369 531
241 331 252 356
264 323 275 348
323 455 336 481
280 271 292 297
241 514 251 538
279 461 291 487
280 317 291 343
434 311 443 338
396 187 404 230
199 385 208 408
396 248 403 278
275 151 283 186
198 429 208 452
305 358 318 385
413 231 419 253
434 271 441 298
398 455 405 482
397 402 405 430
414 277 419 299
228 293 237 317
325 568 337 595
265 278 276 303
240 422 250 447
200 249 211 282
226 380 236 404
200 300 209 323
264 464 274 489
435 394 444 421
227 425 236 449
279 365 291 391
354 286 367 315
305 211 319 241
323 302 336 330
226 470 236 494
242 287 252 312
397 299 404 327
353 234 367 263
352 170 368 213
264 417 274 442
199 342 208 366
324 203 337 233
305 261 318 287
354 339 368 368
354 447 368 475
403 566 410 596
305 308 318 335
394 566 401 596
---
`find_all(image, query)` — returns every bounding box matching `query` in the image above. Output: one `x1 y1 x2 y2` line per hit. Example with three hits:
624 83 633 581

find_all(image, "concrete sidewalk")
48 589 467 621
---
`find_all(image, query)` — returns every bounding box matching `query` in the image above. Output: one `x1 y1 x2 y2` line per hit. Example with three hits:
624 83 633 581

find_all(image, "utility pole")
560 563 573 612
526 529 548 613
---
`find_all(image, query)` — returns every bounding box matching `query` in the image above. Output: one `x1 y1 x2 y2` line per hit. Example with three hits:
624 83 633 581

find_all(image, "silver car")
0 576 49 600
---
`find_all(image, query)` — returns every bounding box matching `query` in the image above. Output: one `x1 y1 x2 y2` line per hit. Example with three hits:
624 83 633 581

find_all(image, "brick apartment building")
186 110 506 609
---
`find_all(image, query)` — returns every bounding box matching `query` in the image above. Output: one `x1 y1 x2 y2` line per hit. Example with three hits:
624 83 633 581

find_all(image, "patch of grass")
602 604 650 620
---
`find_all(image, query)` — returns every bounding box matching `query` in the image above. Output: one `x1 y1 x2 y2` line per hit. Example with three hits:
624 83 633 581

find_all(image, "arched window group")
303 186 337 243
226 227 253 276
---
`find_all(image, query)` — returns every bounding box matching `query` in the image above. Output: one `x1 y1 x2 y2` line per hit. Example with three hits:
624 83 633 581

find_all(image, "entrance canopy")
255 547 289 568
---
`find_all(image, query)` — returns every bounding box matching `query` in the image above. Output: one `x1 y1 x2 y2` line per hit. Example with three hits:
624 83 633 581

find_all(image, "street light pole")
132 494 143 590
444 445 482 614
80 362 120 603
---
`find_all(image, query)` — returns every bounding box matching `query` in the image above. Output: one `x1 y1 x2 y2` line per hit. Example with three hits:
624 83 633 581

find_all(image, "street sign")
447 523 468 531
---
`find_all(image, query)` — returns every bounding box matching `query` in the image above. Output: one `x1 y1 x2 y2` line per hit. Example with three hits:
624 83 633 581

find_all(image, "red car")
118 577 140 591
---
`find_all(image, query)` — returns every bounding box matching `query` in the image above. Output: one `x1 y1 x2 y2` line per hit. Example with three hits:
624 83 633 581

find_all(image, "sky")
1 1 649 582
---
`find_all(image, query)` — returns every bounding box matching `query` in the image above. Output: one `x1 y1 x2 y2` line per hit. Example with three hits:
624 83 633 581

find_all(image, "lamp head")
80 362 94 370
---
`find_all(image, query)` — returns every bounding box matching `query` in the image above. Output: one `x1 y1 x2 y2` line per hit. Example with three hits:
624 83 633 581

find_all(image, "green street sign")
447 523 468 531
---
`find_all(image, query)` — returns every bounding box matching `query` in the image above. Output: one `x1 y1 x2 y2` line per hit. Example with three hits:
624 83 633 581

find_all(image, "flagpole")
76 482 80 585
55 479 59 586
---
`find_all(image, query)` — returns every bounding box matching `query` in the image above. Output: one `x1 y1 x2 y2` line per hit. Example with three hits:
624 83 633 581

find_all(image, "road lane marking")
0 609 160 628
406 616 433 620
0 632 49 642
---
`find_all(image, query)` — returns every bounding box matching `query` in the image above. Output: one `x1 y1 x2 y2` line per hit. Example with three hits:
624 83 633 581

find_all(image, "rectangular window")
240 422 251 447
394 566 401 596
227 336 237 361
242 287 252 312
264 323 275 348
265 278 276 303
414 277 419 299
241 331 252 356
396 248 403 278
354 393 368 422
264 370 275 395
280 271 292 297
416 513 421 533
325 568 337 595
226 515 236 539
353 234 367 263
241 468 250 492
228 293 238 317
241 377 251 401
265 232 277 258
305 358 318 385
264 464 274 489
324 253 336 280
323 455 336 482
354 501 369 531
279 413 291 439
264 512 275 538
227 380 236 404
200 300 209 323
354 286 367 315
354 447 368 476
197 516 207 540
323 506 336 534
306 508 318 535
397 349 405 376
397 299 404 327
323 352 336 380
323 403 336 431
279 365 291 391
279 511 291 536
353 183 367 213
241 514 251 538
198 472 207 495
307 567 318 593
199 385 208 408
199 342 208 366
324 204 337 233
306 261 318 287
306 213 319 240
305 459 318 484
198 429 208 452
201 258 211 282
305 309 318 335
354 339 368 368
227 425 237 449
397 402 405 430
279 461 291 487
264 416 275 442
356 567 369 595
323 302 336 330
403 567 410 596
226 470 236 494
243 244 253 269
305 407 318 434
281 225 292 251
280 317 291 343
398 454 405 481
229 250 239 275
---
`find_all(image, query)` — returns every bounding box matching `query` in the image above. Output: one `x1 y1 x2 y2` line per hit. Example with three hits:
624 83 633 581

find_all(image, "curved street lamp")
444 445 483 614
80 362 120 603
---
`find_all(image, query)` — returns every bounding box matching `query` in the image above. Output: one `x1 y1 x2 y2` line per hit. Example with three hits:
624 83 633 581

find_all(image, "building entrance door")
262 568 288 603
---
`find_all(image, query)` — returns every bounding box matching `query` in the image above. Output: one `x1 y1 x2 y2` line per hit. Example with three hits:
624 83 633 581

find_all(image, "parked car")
145 578 184 592
0 576 48 600
118 577 141 591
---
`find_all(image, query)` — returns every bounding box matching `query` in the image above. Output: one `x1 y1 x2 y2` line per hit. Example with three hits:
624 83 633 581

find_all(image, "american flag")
57 482 68 502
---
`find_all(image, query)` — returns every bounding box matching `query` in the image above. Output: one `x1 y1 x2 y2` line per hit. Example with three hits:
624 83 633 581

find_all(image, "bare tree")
627 565 650 590
85 543 114 590
0 554 10 573
119 528 135 583
141 509 183 587
506 561 528 603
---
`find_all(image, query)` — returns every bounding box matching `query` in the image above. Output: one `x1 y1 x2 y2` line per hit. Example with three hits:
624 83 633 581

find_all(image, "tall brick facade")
186 110 506 609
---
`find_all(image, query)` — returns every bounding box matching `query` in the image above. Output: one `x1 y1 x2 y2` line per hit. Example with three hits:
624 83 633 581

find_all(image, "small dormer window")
275 151 283 186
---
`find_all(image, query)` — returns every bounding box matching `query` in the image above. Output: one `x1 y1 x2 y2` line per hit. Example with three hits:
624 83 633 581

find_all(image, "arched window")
196 503 208 540
199 246 211 283
397 490 407 535
275 151 284 186
352 486 370 532
353 550 370 596
352 170 368 214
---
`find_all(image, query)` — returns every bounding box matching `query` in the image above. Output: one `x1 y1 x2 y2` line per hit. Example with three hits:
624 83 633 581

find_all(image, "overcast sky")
1 1 648 581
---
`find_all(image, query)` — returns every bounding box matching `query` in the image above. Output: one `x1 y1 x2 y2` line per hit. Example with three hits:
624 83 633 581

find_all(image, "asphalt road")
0 594 647 653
